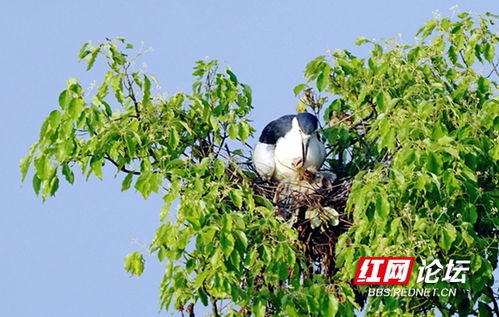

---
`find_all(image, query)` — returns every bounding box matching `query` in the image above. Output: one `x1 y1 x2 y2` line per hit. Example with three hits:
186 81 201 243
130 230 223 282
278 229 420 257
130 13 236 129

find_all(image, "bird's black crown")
297 113 319 135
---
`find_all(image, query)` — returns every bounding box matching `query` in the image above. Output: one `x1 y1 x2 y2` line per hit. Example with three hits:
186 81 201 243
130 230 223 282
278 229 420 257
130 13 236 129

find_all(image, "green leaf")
58 90 70 109
90 156 103 180
20 155 32 182
109 45 126 65
228 124 238 140
86 47 100 71
478 302 493 317
121 173 133 191
234 230 248 249
471 254 482 273
226 68 238 84
375 192 390 218
143 75 151 105
34 155 51 180
229 189 243 209
220 233 235 257
285 303 299 317
253 298 266 317
322 294 339 316
125 135 136 155
464 45 476 66
168 128 179 149
222 214 233 232
368 57 377 71
483 42 495 62
32 174 41 195
243 84 252 105
101 100 112 117
447 45 458 64
439 223 457 251
317 72 328 92
317 64 331 92
213 158 225 176
477 77 490 93
427 152 442 174
355 36 370 46
337 58 355 75
49 176 59 196
417 19 438 39
68 98 84 120
112 75 124 103
376 92 387 111
78 42 90 59
461 229 474 247
62 163 74 184
124 251 144 276
238 122 251 142
464 204 478 224
293 83 306 96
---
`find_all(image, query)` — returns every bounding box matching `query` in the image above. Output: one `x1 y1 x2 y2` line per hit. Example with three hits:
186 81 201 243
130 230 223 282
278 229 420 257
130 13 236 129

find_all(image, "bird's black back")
258 114 295 144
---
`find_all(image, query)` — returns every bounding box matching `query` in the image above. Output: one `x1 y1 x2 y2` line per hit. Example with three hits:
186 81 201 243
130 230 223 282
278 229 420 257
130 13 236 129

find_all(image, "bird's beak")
301 137 310 164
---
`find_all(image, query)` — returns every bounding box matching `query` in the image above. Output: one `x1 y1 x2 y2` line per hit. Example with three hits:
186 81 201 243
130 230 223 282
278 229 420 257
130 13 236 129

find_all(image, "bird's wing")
304 135 326 171
253 142 275 180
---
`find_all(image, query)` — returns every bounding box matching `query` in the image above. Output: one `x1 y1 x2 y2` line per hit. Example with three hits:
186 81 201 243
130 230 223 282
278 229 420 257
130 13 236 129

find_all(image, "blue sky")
1 1 497 316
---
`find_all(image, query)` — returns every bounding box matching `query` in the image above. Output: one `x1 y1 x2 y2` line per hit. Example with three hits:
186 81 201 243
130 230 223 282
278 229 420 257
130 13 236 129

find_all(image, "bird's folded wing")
253 142 276 180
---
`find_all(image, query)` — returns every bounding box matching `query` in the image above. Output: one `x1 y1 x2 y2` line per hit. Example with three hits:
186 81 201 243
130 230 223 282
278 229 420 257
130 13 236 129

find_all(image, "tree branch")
186 303 195 317
487 287 499 317
124 64 141 120
486 59 499 78
104 155 141 175
211 298 220 317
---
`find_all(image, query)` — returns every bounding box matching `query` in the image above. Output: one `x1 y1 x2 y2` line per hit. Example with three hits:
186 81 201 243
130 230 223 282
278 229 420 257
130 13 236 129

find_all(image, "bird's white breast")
274 119 303 181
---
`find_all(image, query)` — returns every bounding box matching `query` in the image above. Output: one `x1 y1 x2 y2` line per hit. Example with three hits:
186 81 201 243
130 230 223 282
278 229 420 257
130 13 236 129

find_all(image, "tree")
21 12 498 316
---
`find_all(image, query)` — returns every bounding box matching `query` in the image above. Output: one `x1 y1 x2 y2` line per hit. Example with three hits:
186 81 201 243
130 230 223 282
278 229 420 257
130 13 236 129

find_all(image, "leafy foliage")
21 13 498 316
295 12 499 316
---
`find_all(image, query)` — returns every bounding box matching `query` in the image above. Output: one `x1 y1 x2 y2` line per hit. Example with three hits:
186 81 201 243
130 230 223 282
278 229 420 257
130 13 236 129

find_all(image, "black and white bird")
253 113 326 182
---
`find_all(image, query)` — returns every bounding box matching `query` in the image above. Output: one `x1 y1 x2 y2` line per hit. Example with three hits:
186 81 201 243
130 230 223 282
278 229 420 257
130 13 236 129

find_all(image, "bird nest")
252 171 353 279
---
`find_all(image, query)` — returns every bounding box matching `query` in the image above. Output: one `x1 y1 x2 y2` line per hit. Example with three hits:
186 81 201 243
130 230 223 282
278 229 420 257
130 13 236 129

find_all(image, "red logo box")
354 257 415 285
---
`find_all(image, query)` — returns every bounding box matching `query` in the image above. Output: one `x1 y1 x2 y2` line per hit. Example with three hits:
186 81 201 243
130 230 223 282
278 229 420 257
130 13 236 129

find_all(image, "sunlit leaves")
124 251 144 277
298 11 498 316
416 19 438 39
20 12 499 317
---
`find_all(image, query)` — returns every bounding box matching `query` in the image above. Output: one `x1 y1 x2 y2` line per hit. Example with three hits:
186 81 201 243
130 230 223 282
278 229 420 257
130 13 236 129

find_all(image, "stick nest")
253 172 353 279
